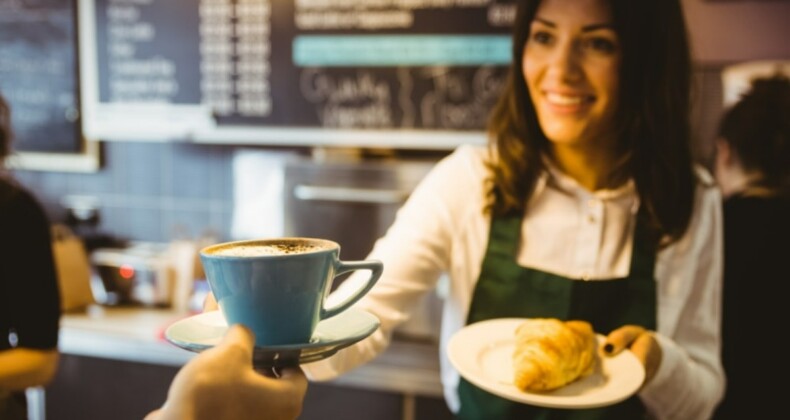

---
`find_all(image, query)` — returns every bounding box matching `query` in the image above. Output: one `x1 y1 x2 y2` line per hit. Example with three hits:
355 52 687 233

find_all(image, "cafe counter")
52 305 450 420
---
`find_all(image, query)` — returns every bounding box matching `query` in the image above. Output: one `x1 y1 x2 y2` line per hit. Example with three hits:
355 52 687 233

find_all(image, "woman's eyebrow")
533 18 556 28
582 23 615 32
533 17 614 32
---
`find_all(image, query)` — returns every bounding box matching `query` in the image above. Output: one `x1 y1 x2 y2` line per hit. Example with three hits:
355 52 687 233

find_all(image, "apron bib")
457 214 657 420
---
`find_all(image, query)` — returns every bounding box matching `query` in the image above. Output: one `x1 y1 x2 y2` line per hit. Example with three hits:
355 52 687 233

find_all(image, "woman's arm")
303 146 488 381
640 174 726 419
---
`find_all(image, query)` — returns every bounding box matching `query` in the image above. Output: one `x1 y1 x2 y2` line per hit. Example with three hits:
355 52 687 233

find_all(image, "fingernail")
603 343 614 354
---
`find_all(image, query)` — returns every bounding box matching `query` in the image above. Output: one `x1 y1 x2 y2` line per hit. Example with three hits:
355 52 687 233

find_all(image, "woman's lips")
542 91 594 115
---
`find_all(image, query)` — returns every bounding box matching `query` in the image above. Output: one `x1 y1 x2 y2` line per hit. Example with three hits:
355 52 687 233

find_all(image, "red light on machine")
119 264 135 280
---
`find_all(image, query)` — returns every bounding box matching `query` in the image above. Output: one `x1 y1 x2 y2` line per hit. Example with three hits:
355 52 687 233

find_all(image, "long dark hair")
718 73 790 196
0 93 15 201
486 0 696 245
0 93 10 164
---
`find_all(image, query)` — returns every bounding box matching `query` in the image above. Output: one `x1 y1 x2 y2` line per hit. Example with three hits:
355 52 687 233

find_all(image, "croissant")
512 318 598 392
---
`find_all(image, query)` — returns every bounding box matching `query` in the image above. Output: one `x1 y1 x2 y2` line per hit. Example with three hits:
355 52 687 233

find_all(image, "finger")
277 367 307 383
603 325 647 356
276 367 305 379
629 331 652 364
215 324 255 362
143 409 162 420
203 292 218 311
252 367 309 396
277 368 309 394
630 332 661 383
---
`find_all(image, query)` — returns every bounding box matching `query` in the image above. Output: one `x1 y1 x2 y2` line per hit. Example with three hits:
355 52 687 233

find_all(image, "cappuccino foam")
211 243 325 257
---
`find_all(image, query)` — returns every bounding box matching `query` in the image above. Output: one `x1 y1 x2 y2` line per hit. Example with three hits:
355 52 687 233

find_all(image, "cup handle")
321 260 383 320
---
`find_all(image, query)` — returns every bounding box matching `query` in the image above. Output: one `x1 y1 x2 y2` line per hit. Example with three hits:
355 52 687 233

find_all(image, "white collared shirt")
305 145 724 420
521 156 640 281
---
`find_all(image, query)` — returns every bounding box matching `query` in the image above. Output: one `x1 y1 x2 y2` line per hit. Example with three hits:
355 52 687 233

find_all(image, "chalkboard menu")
79 0 515 149
0 0 81 153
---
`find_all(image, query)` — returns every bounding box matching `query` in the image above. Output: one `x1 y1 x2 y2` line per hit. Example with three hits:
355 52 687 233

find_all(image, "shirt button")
587 214 596 224
580 271 592 281
587 199 599 208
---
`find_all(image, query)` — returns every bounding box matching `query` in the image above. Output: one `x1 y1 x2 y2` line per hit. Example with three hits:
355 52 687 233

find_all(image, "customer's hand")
145 324 307 420
603 325 662 386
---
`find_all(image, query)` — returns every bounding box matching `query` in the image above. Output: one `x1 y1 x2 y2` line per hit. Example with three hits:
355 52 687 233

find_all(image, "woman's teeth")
546 92 588 105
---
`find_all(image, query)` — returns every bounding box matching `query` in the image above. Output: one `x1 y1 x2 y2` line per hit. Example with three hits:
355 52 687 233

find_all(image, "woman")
0 94 61 418
712 74 790 419
307 0 724 418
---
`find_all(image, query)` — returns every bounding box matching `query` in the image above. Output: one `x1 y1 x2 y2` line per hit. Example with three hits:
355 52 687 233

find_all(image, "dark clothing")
713 194 790 420
0 178 61 420
456 213 656 419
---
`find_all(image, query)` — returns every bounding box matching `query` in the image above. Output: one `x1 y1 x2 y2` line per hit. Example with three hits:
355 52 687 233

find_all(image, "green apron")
457 213 657 420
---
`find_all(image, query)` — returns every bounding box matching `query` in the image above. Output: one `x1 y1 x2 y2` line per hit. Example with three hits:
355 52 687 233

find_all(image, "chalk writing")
418 66 505 129
300 69 393 128
0 0 80 152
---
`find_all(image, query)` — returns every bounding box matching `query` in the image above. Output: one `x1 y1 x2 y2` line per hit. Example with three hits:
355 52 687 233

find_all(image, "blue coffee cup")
200 237 382 346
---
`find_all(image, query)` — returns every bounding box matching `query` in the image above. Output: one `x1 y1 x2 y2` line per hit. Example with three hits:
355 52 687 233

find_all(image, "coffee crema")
210 243 325 257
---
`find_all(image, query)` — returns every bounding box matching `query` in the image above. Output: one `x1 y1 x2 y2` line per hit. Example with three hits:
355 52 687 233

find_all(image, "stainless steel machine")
282 149 448 341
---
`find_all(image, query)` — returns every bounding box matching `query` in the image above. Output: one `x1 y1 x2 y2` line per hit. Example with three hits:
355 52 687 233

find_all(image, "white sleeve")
303 146 488 381
640 172 726 420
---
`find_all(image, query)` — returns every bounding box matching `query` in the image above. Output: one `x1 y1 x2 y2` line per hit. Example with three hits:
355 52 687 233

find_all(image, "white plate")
165 308 379 368
448 318 645 409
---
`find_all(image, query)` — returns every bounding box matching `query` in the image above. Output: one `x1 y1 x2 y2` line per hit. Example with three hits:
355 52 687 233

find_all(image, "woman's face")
522 0 621 149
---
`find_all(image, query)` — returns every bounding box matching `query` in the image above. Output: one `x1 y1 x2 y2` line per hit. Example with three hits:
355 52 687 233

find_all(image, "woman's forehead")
532 0 614 27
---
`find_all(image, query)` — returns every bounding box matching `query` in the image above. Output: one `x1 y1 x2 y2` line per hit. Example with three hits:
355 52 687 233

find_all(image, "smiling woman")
521 0 622 190
301 0 724 419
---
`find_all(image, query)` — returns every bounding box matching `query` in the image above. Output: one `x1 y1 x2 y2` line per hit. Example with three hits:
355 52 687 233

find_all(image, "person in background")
145 324 307 420
712 74 790 419
300 0 724 418
1 96 306 420
0 94 61 418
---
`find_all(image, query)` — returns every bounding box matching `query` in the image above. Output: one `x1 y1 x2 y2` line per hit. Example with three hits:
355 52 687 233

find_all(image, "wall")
10 69 727 245
11 141 240 244
13 1 790 245
683 0 790 64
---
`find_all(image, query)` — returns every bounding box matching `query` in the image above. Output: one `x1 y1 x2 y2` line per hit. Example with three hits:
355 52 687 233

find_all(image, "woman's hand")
145 325 308 420
603 325 662 386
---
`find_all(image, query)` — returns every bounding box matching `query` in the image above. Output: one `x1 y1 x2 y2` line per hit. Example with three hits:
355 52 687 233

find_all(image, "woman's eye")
530 30 553 45
585 37 617 53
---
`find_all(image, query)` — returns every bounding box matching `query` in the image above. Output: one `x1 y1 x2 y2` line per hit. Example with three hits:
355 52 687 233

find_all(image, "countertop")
59 305 444 398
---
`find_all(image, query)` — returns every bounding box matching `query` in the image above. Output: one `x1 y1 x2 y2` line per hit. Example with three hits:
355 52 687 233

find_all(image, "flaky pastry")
512 318 598 392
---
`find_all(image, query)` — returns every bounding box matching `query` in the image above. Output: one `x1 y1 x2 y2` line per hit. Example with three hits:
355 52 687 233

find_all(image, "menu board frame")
2 0 101 172
78 0 517 150
6 139 101 173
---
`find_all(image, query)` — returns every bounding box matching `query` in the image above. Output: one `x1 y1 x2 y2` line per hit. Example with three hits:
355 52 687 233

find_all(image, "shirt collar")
538 155 638 208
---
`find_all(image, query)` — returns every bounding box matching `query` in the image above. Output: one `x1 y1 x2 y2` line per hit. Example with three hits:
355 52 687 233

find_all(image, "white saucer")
165 308 380 368
448 318 645 409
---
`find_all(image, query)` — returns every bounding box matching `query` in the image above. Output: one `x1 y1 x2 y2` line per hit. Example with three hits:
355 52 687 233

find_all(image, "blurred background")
1 0 788 419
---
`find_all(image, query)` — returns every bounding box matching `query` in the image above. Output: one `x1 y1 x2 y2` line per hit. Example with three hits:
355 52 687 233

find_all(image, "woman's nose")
547 40 583 83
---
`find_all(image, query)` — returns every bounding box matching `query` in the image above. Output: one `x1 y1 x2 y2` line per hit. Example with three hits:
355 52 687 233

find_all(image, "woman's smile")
541 89 595 114
522 0 620 149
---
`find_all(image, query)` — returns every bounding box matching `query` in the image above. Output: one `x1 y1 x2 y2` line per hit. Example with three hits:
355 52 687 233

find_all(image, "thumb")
215 324 256 361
